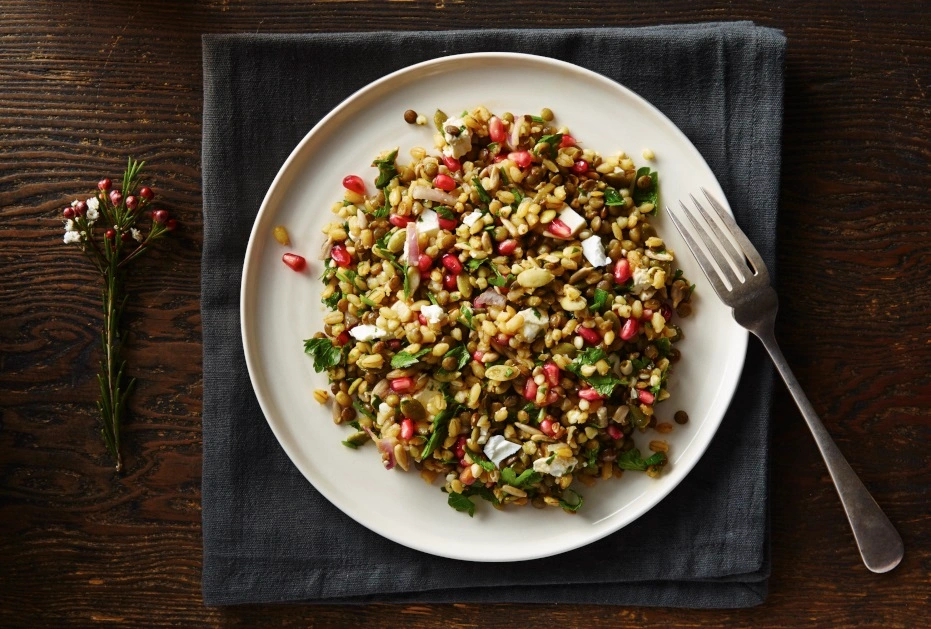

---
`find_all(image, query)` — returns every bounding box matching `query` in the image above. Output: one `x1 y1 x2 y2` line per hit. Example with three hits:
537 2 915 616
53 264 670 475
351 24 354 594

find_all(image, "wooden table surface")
1 1 928 627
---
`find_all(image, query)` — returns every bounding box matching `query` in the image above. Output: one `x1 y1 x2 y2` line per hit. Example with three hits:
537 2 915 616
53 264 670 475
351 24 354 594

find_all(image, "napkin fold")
202 23 785 607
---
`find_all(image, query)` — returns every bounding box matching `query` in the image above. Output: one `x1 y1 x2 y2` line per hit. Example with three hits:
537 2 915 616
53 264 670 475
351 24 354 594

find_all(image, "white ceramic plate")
241 53 747 562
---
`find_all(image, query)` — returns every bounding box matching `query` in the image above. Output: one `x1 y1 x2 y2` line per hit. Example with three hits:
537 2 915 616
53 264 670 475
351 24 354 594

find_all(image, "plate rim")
240 51 749 562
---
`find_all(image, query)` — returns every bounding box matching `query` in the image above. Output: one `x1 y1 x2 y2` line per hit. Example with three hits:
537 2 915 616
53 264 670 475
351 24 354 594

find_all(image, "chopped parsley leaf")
501 467 542 488
616 447 667 471
372 148 399 189
303 338 342 372
590 288 611 312
390 347 431 369
558 488 584 512
447 492 475 517
632 167 659 210
472 176 493 205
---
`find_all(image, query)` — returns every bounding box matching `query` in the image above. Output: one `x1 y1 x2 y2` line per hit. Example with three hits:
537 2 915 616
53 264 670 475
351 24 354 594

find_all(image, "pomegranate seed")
389 214 411 228
578 326 601 345
390 377 413 393
153 209 168 224
614 259 632 284
523 378 538 402
441 155 461 172
607 425 622 440
540 418 554 436
571 160 589 174
579 388 603 401
472 350 484 362
387 339 402 350
282 252 306 271
109 190 122 206
417 253 433 274
166 219 179 232
62 207 75 219
510 150 532 168
441 253 462 274
542 361 561 387
443 272 457 290
638 390 655 404
97 178 112 191
336 331 351 345
418 313 427 326
273 225 290 245
620 317 640 341
74 201 87 215
460 468 476 486
330 243 352 268
125 195 138 211
460 457 471 468
493 153 509 163
661 304 673 320
438 217 457 231
454 436 467 459
400 418 414 440
547 218 572 238
139 186 154 200
105 229 116 240
493 333 511 347
434 173 456 191
497 239 517 255
640 308 653 322
342 175 365 195
541 389 560 406
489 116 507 143
559 135 576 149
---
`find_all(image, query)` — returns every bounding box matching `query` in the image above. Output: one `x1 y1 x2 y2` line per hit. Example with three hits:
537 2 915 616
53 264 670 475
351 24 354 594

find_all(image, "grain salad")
302 106 693 515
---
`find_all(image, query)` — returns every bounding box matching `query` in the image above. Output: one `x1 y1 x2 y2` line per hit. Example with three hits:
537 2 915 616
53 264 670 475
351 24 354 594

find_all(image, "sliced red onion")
403 222 419 265
319 237 334 260
473 288 506 309
363 425 397 470
410 184 458 205
508 118 522 150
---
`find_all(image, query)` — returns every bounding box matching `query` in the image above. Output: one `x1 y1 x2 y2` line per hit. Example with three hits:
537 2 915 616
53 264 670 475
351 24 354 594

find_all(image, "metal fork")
666 189 904 574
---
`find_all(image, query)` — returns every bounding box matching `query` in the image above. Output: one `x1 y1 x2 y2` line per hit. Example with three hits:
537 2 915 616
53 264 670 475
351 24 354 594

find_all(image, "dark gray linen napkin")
202 23 785 607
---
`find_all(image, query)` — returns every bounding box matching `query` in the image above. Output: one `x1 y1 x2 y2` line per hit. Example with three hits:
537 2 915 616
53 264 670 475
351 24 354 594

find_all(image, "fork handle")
755 328 904 573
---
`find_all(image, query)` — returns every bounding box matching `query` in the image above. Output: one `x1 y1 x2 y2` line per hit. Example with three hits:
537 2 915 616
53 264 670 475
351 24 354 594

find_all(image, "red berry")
441 155 461 172
330 243 352 268
578 326 601 345
75 201 87 215
166 219 179 232
98 178 112 191
121 232 132 242
614 259 632 284
438 217 458 231
620 317 640 341
443 272 457 290
434 173 456 192
489 116 507 143
109 190 122 206
139 186 154 200
63 207 75 219
388 214 411 228
153 209 169 224
497 239 517 255
125 195 138 211
417 253 433 274
510 150 532 168
638 390 655 405
105 229 116 240
342 175 365 195
400 418 414 440
441 253 462 274
282 252 307 272
337 331 351 346
546 218 572 239
559 135 576 149
571 160 589 174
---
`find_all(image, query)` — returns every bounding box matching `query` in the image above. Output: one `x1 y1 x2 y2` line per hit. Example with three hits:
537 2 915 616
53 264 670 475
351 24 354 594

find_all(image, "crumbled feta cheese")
631 266 653 293
462 210 484 227
420 304 443 324
518 308 549 341
581 235 611 267
533 452 578 477
349 325 386 342
417 208 439 237
557 205 586 234
442 116 472 159
483 435 522 469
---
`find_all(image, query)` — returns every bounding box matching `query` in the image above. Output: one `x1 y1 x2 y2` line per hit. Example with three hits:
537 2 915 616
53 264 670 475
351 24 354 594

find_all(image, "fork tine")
700 188 770 283
690 194 749 283
679 200 745 290
667 202 731 297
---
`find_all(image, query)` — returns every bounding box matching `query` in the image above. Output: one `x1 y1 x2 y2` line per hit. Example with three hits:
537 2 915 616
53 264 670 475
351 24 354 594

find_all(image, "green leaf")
460 305 474 330
352 399 375 420
655 337 672 358
604 186 626 206
511 187 525 203
487 264 509 287
466 450 496 473
632 167 659 208
464 485 500 505
372 204 390 218
303 338 342 372
566 348 620 396
558 488 584 512
372 148 399 189
498 166 510 185
322 291 341 310
436 206 456 220
538 133 563 146
341 440 359 449
530 115 545 123
402 263 411 299
428 292 439 306
501 467 543 488
674 268 684 280
472 176 493 205
585 445 600 469
616 447 666 471
419 398 460 461
375 229 393 250
590 288 611 312
391 347 430 369
359 294 377 308
586 374 622 397
443 345 471 371
631 356 652 372
447 492 475 517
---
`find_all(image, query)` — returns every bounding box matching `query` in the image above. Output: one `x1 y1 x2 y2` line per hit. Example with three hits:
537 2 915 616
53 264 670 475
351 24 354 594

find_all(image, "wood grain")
1 0 928 626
